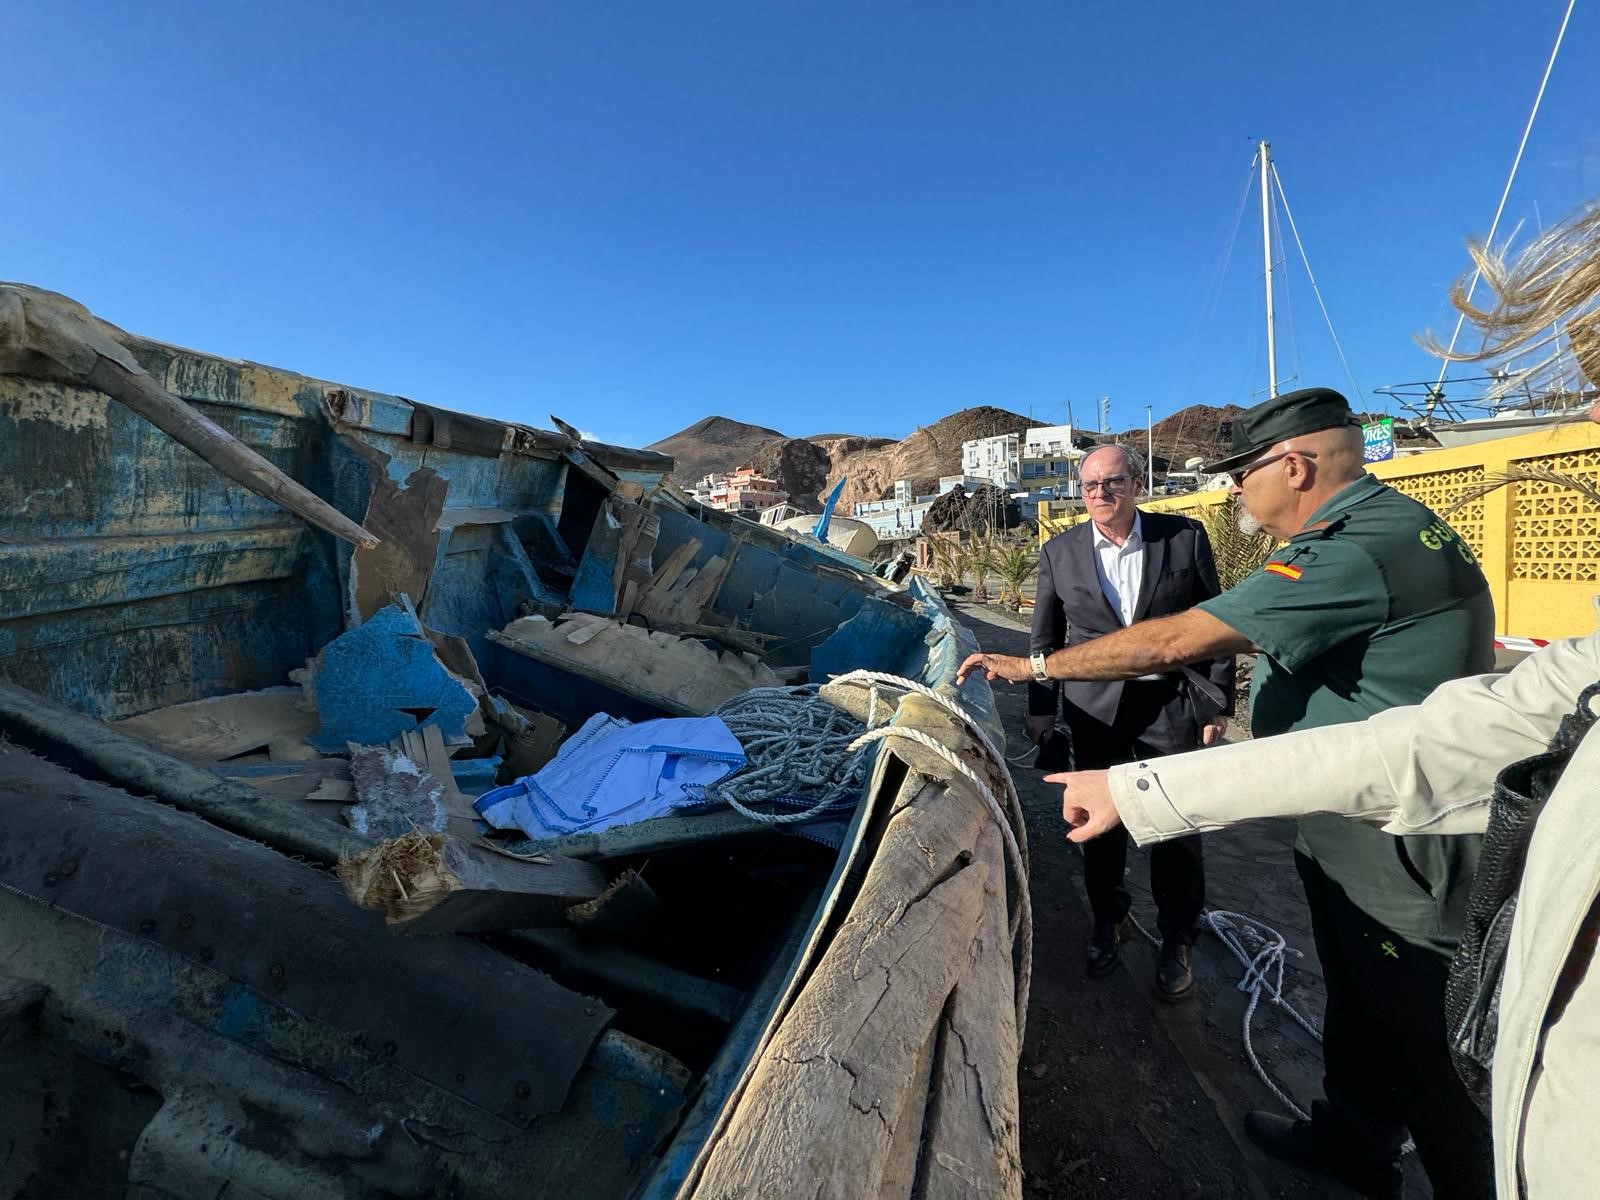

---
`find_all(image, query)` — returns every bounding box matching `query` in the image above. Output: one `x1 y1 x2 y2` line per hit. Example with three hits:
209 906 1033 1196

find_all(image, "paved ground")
950 601 1434 1200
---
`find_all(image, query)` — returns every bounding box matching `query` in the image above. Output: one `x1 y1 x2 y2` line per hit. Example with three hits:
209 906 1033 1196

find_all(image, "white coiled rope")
709 686 874 824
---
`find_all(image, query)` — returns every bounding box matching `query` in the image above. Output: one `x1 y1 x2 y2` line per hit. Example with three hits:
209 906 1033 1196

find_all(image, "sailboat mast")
1258 139 1278 398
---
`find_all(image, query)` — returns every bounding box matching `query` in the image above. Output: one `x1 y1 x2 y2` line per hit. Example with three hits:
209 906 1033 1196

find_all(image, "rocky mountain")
646 403 1244 512
645 416 787 493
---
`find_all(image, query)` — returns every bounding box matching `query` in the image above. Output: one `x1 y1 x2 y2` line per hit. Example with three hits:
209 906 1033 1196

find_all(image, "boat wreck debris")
0 286 1027 1199
338 830 610 935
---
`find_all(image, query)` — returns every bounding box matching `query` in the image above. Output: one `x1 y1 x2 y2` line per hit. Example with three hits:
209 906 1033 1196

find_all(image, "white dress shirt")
1091 512 1162 681
1091 511 1144 627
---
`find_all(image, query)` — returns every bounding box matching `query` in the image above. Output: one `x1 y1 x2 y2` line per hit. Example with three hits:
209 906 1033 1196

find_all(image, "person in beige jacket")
1051 616 1597 1200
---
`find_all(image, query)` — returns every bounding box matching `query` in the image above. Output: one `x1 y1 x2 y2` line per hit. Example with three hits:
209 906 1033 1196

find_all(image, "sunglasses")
1228 449 1317 487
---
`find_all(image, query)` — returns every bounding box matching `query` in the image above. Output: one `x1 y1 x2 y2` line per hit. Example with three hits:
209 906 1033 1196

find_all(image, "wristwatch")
1029 651 1050 684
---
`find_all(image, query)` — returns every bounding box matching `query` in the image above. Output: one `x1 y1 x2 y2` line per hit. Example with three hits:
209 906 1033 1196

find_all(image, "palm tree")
926 533 963 590
964 534 995 602
990 534 1038 611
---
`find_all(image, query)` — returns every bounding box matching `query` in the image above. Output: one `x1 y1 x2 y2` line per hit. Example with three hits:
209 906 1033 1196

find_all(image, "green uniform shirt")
1200 473 1494 953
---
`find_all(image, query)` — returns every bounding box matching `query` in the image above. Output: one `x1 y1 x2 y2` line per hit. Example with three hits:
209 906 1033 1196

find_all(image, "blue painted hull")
0 311 1013 1200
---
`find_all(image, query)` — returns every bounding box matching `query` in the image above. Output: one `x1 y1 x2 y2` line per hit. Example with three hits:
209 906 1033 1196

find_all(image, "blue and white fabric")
473 712 745 840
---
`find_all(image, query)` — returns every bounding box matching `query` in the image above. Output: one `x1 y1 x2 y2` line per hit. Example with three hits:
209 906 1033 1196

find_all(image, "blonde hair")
1422 202 1600 402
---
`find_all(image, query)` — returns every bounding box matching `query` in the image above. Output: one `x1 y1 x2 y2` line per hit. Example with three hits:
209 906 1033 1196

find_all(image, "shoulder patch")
1264 562 1303 580
1290 514 1349 543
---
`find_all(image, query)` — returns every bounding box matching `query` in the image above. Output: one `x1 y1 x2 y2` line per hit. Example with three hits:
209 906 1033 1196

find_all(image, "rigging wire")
1177 155 1259 406
1434 0 1578 390
1271 162 1368 406
1272 183 1302 394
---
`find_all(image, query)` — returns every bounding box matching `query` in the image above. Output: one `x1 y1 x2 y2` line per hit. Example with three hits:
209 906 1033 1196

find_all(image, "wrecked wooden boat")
0 284 1028 1200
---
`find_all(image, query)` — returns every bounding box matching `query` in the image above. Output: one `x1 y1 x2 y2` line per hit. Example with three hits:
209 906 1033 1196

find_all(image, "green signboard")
1363 417 1395 464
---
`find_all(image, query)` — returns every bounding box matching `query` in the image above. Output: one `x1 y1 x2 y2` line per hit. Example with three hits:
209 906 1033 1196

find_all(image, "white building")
1022 424 1075 459
961 434 1020 489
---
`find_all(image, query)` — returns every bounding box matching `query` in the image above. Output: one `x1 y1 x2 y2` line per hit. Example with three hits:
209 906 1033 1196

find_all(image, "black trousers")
1295 851 1493 1200
1048 682 1205 945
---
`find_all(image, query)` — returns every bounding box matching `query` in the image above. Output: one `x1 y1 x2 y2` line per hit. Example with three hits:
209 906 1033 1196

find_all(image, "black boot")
1085 917 1125 978
1154 940 1194 1002
1243 1111 1403 1200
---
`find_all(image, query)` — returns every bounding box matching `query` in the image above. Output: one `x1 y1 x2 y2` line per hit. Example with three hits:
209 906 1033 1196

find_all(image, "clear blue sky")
5 2 1595 448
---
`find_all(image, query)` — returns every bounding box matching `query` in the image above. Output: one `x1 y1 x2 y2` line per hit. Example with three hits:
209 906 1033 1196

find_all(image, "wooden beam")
0 285 377 549
339 833 608 935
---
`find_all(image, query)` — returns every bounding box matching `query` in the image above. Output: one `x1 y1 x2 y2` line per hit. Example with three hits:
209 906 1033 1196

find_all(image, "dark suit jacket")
1028 509 1234 757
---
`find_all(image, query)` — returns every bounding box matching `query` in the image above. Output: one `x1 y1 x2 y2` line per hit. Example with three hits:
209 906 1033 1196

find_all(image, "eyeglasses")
1082 474 1130 495
1227 449 1317 487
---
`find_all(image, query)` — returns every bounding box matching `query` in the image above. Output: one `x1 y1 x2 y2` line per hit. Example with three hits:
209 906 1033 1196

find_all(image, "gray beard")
1235 508 1263 536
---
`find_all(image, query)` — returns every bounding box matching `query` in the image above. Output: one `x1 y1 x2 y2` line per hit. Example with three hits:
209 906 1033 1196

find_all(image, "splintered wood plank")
351 466 448 621
688 775 995 1200
341 834 608 935
647 538 702 594
617 577 641 621
667 554 727 625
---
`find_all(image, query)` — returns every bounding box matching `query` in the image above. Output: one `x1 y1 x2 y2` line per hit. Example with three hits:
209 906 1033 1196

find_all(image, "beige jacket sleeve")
1108 617 1600 845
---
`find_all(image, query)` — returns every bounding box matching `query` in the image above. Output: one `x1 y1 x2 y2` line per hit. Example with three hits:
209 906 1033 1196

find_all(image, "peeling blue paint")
809 594 931 684
305 604 479 753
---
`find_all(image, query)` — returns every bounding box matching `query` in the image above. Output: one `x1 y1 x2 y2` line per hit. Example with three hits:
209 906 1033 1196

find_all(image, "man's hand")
956 652 1031 686
1202 717 1229 746
1044 769 1122 843
1024 715 1054 745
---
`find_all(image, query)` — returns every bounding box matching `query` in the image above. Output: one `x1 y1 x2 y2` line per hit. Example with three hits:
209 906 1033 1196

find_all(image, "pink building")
694 467 789 513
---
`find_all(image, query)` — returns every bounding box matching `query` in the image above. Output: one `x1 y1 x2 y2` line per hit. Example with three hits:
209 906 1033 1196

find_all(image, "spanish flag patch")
1264 562 1303 580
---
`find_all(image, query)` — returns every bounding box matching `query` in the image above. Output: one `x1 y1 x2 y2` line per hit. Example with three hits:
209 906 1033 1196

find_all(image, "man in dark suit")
1028 443 1233 999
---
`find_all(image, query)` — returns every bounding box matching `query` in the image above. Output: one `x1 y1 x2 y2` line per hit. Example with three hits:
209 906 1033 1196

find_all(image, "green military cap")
1204 387 1363 475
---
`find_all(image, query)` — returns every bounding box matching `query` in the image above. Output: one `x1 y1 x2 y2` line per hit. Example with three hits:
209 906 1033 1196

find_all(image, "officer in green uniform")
957 387 1494 1200
1200 391 1493 1200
